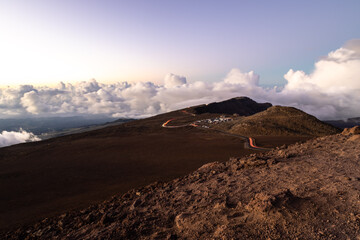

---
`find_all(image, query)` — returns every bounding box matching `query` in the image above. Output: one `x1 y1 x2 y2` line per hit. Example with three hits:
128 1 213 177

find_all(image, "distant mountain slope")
190 97 272 116
0 116 123 135
39 118 135 140
325 117 360 129
216 106 340 136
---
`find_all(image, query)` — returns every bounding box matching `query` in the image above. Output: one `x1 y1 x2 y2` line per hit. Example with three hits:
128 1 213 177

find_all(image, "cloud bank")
0 129 40 148
1 40 359 120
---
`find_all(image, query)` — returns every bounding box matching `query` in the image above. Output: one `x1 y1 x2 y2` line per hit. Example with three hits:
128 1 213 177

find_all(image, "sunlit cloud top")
1 40 360 120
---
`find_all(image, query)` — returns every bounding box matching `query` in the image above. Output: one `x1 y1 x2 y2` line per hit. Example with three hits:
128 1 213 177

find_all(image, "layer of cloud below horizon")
0 129 40 147
1 40 360 121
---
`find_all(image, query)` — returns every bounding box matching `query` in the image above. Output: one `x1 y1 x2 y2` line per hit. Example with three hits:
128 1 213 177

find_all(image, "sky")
0 0 360 125
0 0 359 87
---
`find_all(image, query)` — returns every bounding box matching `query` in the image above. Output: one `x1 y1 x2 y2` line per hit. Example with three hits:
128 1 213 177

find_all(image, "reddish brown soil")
2 129 360 239
0 110 308 232
253 135 312 148
214 106 340 137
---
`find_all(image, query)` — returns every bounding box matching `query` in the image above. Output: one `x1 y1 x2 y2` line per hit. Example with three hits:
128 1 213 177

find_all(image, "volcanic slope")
189 96 272 115
4 128 360 239
215 105 340 137
0 97 280 231
0 97 339 232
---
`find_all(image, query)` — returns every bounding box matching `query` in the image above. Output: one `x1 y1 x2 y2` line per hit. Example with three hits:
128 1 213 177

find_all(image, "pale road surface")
161 115 269 151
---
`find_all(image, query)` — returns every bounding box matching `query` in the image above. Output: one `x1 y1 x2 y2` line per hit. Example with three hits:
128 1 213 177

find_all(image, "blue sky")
0 0 359 86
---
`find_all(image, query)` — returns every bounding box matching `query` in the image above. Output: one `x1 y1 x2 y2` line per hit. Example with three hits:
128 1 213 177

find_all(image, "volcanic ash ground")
3 127 360 239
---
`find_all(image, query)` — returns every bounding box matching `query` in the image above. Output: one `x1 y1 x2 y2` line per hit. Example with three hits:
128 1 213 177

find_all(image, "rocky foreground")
3 128 360 239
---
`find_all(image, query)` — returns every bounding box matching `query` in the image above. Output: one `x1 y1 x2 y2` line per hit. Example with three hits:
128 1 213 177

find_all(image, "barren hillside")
215 106 340 136
3 127 360 239
0 97 309 232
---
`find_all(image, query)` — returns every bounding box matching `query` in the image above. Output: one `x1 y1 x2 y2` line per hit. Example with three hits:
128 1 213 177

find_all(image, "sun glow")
0 22 140 87
0 5 161 87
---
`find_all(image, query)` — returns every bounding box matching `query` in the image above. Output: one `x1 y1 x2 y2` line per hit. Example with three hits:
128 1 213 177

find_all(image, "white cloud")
278 39 360 119
0 39 359 120
223 69 259 86
163 73 187 88
0 129 40 148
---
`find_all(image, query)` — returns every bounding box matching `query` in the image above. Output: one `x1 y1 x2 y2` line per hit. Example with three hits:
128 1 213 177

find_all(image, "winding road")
162 113 270 151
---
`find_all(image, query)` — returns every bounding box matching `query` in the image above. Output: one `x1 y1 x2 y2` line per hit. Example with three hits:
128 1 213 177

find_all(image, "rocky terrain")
3 126 360 239
215 106 340 136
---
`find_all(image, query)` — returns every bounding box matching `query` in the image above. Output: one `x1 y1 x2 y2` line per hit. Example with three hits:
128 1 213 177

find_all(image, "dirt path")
161 115 269 151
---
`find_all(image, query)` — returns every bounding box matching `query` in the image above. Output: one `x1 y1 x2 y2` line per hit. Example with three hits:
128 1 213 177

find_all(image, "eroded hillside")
215 106 340 136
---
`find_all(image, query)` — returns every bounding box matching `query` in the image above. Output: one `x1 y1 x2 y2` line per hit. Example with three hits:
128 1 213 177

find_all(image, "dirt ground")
2 128 359 239
0 110 310 232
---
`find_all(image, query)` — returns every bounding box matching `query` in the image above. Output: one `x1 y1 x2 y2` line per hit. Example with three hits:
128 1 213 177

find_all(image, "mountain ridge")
214 105 340 136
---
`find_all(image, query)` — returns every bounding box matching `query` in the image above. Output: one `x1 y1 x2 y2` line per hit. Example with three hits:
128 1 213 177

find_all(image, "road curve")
248 137 266 150
161 113 269 151
162 119 190 128
209 128 270 151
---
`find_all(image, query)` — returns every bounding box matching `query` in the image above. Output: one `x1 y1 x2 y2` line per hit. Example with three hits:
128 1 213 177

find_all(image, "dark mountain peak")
191 97 272 116
231 96 252 101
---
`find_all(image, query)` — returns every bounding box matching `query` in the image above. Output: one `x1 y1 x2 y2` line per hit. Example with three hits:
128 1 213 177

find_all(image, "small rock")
130 199 142 210
213 225 227 237
34 229 43 237
278 150 296 158
246 189 295 212
57 220 63 228
84 212 96 223
246 192 275 212
100 213 113 225
174 213 192 230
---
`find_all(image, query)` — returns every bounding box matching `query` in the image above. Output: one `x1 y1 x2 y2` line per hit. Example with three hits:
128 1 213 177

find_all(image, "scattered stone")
347 135 360 142
277 149 297 158
100 213 113 226
130 199 142 211
197 161 222 172
342 126 360 135
246 192 276 212
174 213 192 230
246 189 296 212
